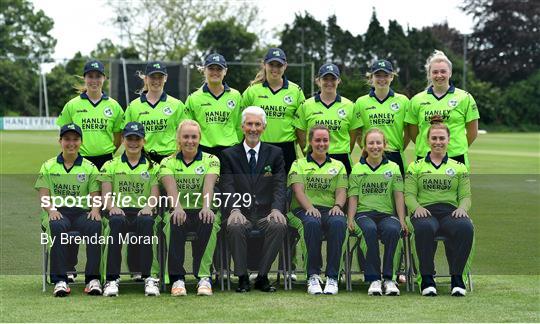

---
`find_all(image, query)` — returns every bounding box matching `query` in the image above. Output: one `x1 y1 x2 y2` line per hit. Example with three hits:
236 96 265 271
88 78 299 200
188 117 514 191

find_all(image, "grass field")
0 131 539 322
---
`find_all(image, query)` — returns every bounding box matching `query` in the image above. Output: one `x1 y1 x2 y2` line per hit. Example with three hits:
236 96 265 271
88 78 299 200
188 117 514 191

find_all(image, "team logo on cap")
141 171 150 180
227 99 236 109
103 107 113 117
378 61 386 67
448 99 458 108
328 168 338 175
77 173 87 183
384 170 393 179
390 103 400 111
273 50 281 56
153 63 161 69
337 108 347 119
91 62 99 68
445 168 456 177
283 95 293 105
130 124 139 131
195 166 205 175
326 65 334 71
67 124 76 130
163 107 173 116
212 55 221 62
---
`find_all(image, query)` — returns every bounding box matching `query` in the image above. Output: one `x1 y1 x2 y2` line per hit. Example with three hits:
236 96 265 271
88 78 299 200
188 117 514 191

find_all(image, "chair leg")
281 240 288 290
468 272 473 292
42 243 48 292
345 237 351 292
404 235 410 292
219 234 225 291
225 238 231 291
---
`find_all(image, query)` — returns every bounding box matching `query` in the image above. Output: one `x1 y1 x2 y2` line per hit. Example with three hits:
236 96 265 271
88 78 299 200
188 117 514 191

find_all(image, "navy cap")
83 60 105 76
264 48 287 64
123 122 145 138
60 123 83 138
371 59 393 73
204 53 227 68
318 63 340 78
145 61 168 76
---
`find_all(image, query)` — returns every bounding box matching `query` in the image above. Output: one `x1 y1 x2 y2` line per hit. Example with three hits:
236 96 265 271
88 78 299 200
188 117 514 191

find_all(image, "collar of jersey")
424 152 449 169
360 156 389 172
369 88 395 104
427 83 456 100
307 153 331 168
140 91 168 107
176 148 203 167
56 153 83 173
121 152 147 169
314 93 341 108
80 92 109 107
203 83 231 100
263 77 289 94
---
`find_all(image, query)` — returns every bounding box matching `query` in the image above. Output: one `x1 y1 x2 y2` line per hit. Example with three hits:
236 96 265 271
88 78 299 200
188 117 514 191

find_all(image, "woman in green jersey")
347 128 407 296
99 122 161 297
295 63 361 174
288 125 348 295
405 116 474 297
56 60 124 169
160 120 220 297
124 61 186 163
242 48 306 172
354 59 410 176
405 50 480 169
185 53 242 160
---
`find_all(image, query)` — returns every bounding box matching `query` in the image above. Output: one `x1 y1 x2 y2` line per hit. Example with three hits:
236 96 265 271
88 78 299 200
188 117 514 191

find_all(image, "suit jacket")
220 142 286 220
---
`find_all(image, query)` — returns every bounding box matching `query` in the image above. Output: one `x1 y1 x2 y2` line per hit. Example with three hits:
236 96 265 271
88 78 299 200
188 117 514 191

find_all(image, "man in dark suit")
220 106 287 293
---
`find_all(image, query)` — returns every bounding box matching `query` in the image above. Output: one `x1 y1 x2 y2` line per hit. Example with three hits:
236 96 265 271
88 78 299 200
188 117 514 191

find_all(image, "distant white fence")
0 117 59 130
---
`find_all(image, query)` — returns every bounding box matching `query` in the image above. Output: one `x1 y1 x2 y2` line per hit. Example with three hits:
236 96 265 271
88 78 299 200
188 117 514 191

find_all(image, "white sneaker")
67 273 75 283
451 286 467 297
197 277 213 296
131 273 143 282
290 271 297 282
103 280 119 297
383 280 400 296
422 286 438 296
368 280 383 296
144 277 160 296
171 279 187 296
249 273 258 282
323 277 339 295
53 281 70 297
307 275 323 295
84 279 102 295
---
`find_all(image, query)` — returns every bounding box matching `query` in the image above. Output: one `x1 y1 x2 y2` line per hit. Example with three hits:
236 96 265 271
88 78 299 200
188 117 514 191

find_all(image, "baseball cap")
318 63 340 78
122 122 145 138
371 59 393 73
145 61 168 76
264 48 287 64
204 53 227 68
83 60 105 76
60 123 83 138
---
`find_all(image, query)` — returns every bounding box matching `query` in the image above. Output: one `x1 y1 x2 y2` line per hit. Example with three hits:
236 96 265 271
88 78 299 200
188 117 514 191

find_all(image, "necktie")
248 149 256 174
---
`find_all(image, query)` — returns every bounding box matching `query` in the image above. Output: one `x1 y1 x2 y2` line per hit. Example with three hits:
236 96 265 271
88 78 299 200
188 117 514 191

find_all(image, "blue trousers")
49 208 101 284
355 211 401 282
296 208 347 279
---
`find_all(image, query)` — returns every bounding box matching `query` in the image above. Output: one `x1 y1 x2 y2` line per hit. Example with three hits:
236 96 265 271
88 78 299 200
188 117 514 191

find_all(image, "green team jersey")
404 154 471 213
354 89 409 152
123 92 185 155
287 155 348 211
294 94 362 154
34 154 100 210
56 93 124 156
348 157 403 215
242 78 305 143
98 153 159 208
405 85 480 157
159 150 220 210
185 83 243 147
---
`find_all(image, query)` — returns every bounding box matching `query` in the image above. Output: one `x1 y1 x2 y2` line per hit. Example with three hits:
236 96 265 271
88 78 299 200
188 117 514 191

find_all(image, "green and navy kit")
123 92 185 155
242 78 306 143
404 154 471 212
34 154 100 210
354 88 409 152
405 85 480 157
348 157 403 215
294 94 362 154
185 83 243 147
159 149 220 210
98 153 159 208
56 93 124 156
287 155 348 211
